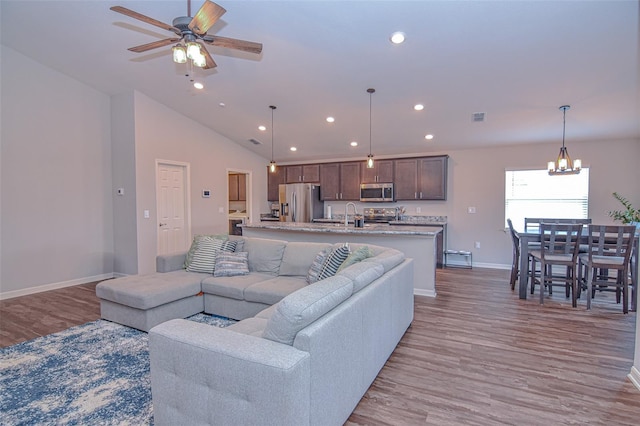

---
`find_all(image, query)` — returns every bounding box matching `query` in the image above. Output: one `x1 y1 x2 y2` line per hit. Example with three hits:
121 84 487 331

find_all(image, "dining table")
517 229 639 310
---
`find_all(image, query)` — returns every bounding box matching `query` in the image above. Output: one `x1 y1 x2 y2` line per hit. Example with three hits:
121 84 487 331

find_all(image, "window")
505 168 589 231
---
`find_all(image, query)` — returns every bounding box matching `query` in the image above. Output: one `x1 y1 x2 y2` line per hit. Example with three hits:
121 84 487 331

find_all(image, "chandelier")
547 105 582 175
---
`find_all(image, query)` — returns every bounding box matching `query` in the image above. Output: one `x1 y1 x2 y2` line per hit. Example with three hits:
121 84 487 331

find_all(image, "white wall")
130 91 269 275
0 45 114 296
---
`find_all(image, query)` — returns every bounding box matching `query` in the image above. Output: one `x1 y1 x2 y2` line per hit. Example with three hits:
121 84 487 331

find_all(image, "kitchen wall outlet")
475 241 481 249
468 206 476 214
416 207 422 213
116 188 124 196
143 210 150 219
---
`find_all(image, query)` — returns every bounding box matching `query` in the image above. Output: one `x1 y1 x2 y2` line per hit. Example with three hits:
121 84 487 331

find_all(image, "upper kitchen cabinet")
394 155 448 200
319 162 360 201
229 173 247 201
267 166 286 201
285 164 320 183
361 159 394 183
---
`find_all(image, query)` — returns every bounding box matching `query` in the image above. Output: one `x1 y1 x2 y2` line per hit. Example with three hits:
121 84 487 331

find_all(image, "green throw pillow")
337 246 373 272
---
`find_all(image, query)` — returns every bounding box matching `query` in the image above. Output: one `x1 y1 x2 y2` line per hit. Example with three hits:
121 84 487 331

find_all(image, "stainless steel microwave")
360 183 394 202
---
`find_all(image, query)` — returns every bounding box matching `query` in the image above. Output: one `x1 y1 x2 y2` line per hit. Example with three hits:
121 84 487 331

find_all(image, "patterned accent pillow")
337 246 373 272
306 248 332 284
318 244 350 281
214 252 250 277
184 234 228 269
186 237 226 274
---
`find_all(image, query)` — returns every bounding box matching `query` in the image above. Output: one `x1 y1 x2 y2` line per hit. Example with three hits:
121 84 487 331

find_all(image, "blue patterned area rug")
0 314 236 425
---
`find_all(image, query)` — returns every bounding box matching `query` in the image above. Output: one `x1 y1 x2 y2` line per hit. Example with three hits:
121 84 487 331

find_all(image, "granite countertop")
241 221 443 236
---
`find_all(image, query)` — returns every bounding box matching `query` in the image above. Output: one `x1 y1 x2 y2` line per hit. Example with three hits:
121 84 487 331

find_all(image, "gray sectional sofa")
96 235 414 426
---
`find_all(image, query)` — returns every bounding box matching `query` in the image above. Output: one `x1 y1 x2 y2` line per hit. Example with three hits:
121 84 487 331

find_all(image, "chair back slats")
540 223 583 259
507 219 520 255
525 218 591 233
587 225 635 262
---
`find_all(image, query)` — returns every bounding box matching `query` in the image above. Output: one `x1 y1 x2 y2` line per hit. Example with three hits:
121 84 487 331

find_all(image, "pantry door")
156 161 191 255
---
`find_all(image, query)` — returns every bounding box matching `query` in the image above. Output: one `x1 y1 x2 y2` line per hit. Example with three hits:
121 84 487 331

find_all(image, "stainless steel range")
363 207 400 223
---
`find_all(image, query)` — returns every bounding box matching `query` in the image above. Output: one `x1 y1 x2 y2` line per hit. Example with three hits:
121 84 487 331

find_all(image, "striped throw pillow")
184 234 228 269
306 248 332 284
214 252 249 277
186 237 225 274
318 244 350 281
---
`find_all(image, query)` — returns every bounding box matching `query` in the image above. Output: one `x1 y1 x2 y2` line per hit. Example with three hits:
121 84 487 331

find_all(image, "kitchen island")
241 222 442 297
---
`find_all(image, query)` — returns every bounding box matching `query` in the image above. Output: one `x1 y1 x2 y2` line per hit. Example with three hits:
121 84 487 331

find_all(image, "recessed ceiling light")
425 134 434 140
193 82 204 90
290 147 297 151
414 104 424 111
390 32 406 44
218 102 225 108
350 141 358 147
258 125 266 131
326 117 335 123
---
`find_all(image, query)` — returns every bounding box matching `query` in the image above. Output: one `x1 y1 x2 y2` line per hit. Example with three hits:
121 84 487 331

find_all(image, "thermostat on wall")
202 190 211 198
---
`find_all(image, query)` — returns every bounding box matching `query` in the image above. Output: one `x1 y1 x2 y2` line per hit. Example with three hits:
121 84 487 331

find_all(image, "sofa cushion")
362 248 405 273
254 304 279 320
317 244 350 280
184 234 228 269
201 272 273 300
262 275 354 345
244 237 287 275
337 245 373 272
226 317 269 337
279 242 333 277
214 252 249 277
306 248 332 284
96 270 206 310
337 260 385 293
244 276 308 305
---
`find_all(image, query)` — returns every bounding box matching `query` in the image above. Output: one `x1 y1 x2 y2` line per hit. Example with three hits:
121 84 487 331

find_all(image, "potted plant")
608 192 640 228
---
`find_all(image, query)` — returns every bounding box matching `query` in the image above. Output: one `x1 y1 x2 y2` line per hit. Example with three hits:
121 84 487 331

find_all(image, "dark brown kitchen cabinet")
286 164 320 183
319 162 360 201
394 155 448 200
319 163 340 200
267 166 286 201
360 159 394 183
228 174 246 201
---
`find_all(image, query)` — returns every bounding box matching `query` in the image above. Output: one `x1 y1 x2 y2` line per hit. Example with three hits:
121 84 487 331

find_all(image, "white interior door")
157 162 190 255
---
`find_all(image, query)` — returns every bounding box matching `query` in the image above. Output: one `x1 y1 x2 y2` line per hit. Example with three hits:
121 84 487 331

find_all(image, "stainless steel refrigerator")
279 183 323 223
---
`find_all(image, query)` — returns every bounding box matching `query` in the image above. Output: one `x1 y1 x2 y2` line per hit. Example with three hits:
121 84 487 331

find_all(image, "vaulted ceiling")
2 1 638 163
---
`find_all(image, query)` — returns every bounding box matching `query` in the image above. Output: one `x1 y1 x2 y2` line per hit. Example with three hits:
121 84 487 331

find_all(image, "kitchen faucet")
345 202 357 226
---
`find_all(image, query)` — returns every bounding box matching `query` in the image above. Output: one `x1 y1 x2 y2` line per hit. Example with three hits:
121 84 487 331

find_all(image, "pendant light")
547 105 582 175
366 88 375 169
269 105 277 173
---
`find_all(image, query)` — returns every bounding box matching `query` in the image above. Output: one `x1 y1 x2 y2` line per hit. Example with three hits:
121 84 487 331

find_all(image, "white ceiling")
2 0 639 163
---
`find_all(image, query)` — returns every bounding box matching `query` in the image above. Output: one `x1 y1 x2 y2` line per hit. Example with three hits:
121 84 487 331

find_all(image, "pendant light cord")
367 88 375 156
270 105 276 162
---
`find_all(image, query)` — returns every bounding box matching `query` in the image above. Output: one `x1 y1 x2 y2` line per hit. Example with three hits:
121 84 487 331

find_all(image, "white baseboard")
628 366 640 391
414 288 436 298
0 273 115 300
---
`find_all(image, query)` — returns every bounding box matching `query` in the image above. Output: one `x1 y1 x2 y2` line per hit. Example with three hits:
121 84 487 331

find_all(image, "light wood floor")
1 268 638 425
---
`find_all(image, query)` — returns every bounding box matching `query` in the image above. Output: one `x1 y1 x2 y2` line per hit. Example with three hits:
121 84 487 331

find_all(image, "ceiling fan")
111 0 263 70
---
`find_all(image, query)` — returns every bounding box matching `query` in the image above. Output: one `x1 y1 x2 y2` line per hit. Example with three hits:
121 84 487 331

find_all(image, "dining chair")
524 218 592 233
507 219 521 290
578 225 635 313
530 223 583 307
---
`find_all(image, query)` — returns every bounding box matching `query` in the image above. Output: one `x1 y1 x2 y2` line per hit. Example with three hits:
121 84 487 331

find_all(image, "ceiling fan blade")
127 38 181 53
202 35 263 54
110 6 181 36
189 0 226 35
200 45 217 69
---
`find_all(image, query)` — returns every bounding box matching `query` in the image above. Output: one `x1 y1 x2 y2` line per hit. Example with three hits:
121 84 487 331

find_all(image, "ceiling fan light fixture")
193 51 206 68
172 44 187 63
186 41 201 60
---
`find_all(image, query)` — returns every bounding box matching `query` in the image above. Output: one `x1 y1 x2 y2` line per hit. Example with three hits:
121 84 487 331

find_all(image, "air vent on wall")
248 138 263 145
472 112 486 122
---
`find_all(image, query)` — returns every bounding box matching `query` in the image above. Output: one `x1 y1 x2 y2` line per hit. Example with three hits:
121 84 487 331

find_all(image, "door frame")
156 159 192 255
227 168 252 221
